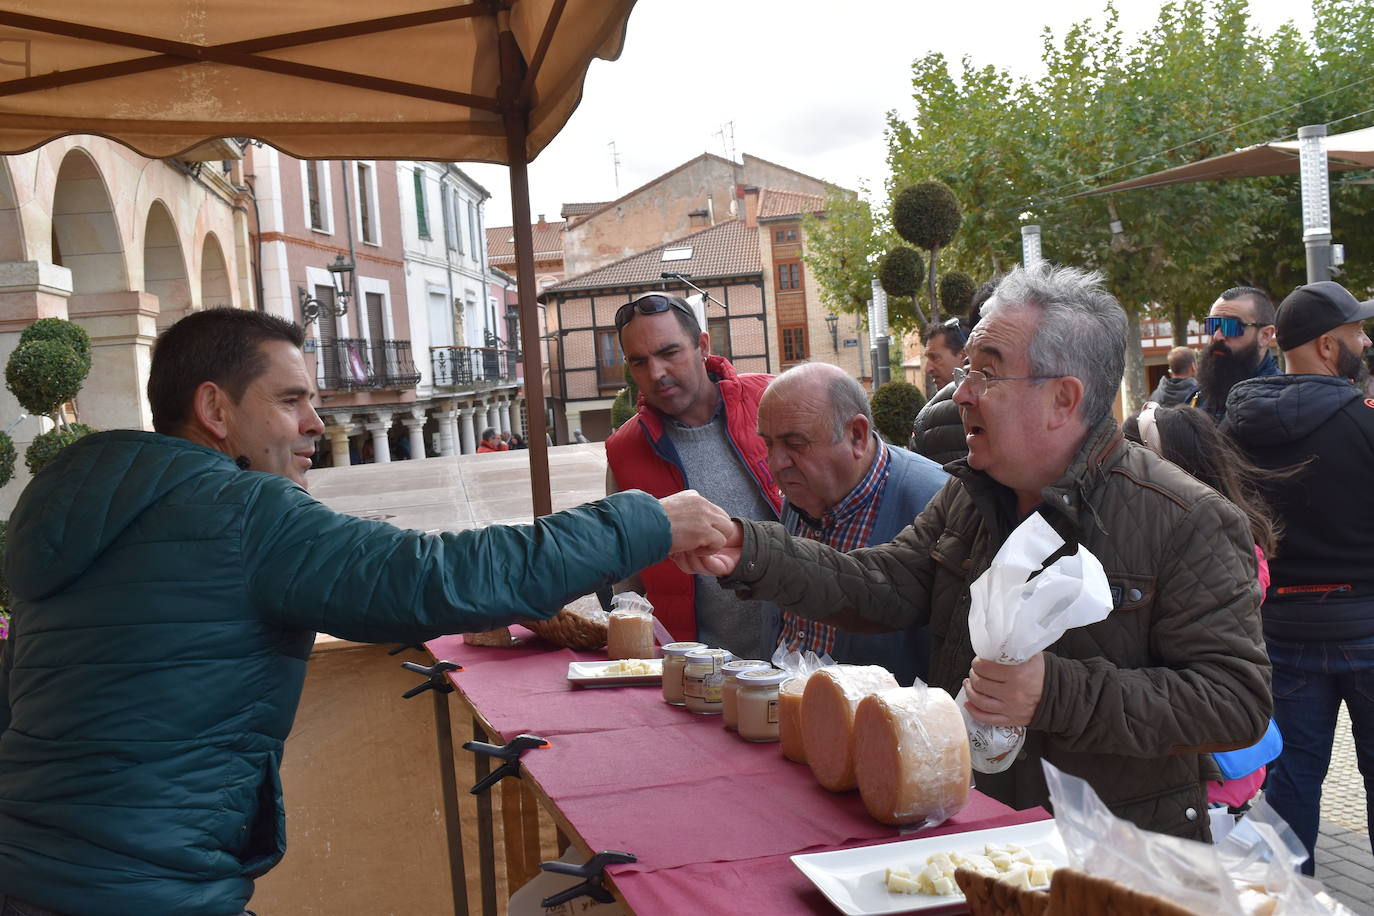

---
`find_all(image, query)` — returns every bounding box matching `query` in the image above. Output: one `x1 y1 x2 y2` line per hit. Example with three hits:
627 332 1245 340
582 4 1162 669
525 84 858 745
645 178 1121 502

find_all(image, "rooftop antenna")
713 121 736 162
608 140 621 194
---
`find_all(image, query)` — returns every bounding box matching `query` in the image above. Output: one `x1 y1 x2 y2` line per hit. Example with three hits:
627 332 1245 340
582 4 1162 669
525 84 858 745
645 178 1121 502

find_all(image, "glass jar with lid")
682 648 734 715
720 659 771 730
735 667 787 742
660 641 705 706
606 593 655 660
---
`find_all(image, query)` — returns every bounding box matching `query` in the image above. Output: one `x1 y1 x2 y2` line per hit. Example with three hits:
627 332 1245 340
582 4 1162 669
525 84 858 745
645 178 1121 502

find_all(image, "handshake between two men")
657 490 743 574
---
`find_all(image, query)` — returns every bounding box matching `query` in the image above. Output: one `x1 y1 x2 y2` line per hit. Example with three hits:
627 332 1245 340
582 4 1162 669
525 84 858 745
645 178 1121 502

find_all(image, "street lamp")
825 312 839 350
1020 225 1042 267
1298 123 1332 283
299 253 356 325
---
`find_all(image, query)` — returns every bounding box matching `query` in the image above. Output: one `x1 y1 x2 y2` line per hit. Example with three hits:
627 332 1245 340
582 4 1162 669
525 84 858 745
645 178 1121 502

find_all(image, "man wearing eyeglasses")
604 293 784 659
677 264 1270 840
1223 280 1374 875
1189 286 1280 422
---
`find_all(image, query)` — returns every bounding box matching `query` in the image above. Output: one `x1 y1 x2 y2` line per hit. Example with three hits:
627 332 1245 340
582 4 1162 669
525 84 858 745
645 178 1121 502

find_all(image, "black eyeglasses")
1204 316 1265 338
615 294 695 331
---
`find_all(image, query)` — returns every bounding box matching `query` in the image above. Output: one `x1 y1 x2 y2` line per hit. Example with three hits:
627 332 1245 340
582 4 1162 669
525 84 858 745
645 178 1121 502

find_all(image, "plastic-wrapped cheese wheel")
778 675 811 763
853 684 971 826
801 665 900 791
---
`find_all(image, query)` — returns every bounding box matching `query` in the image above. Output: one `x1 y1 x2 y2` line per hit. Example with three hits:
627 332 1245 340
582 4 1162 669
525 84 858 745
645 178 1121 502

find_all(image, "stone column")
458 405 478 455
485 400 499 432
434 406 456 455
442 405 461 457
403 408 427 460
66 289 160 432
366 410 393 463
497 397 512 435
324 414 355 468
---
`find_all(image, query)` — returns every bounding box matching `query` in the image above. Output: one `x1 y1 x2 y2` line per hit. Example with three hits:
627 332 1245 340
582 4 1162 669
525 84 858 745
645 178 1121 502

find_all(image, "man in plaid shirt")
756 363 948 684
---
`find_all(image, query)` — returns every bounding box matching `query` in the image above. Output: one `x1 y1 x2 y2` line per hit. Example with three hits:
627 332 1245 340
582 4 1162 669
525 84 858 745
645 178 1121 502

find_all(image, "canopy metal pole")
501 26 553 518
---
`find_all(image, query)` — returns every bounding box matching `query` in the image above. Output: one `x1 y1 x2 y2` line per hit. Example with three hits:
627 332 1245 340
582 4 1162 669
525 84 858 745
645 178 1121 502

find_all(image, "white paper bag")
958 512 1112 773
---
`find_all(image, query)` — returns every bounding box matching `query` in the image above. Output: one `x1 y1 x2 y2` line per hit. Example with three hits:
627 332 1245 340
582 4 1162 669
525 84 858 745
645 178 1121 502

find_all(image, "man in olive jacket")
0 309 732 916
680 265 1270 840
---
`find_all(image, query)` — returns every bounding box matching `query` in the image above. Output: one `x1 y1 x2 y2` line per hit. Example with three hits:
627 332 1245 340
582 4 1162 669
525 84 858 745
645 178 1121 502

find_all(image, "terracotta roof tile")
485 221 565 265
560 201 609 218
757 188 826 220
542 220 760 295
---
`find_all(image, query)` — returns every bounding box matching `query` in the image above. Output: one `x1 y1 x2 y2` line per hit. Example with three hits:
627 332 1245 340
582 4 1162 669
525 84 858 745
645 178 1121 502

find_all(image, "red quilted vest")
604 355 782 641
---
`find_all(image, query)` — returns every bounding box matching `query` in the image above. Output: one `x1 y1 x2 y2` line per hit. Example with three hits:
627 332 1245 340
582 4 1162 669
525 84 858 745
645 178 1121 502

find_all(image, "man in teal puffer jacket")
0 308 732 916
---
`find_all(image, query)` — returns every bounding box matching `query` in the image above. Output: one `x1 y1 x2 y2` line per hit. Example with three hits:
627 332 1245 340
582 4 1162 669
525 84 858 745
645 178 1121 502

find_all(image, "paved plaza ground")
311 447 1372 913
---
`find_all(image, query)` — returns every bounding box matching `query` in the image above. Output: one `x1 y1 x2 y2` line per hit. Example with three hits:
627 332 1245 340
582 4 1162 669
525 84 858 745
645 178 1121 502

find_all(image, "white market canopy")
0 0 641 516
1083 125 1374 196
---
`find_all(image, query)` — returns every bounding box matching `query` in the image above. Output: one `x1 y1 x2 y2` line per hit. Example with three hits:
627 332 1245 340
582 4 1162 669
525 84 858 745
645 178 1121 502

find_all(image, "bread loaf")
853 685 971 826
801 665 899 791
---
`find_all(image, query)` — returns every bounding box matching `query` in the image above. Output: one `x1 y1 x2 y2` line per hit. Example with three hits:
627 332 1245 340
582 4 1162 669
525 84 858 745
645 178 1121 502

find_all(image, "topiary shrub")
19 318 92 374
0 430 14 489
870 381 927 446
892 181 962 251
25 423 95 475
877 246 925 299
940 272 977 317
6 339 89 418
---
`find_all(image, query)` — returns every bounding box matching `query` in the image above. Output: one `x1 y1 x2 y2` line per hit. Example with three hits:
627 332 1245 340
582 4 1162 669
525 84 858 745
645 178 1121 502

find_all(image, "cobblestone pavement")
1317 704 1371 914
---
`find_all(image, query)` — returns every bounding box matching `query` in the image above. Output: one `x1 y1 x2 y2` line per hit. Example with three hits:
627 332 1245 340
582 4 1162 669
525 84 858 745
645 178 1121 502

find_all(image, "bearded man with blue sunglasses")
1189 286 1280 422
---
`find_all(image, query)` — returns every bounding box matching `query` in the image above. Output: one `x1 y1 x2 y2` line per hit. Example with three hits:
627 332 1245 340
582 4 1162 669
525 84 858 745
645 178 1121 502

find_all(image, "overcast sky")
466 0 1315 228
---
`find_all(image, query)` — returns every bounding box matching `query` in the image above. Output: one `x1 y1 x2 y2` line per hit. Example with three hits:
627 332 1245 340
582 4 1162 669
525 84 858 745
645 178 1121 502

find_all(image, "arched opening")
51 149 127 294
143 200 190 328
199 232 232 309
0 160 24 261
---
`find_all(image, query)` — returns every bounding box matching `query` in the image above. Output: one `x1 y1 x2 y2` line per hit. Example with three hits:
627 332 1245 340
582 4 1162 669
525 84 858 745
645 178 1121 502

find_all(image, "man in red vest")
605 293 783 659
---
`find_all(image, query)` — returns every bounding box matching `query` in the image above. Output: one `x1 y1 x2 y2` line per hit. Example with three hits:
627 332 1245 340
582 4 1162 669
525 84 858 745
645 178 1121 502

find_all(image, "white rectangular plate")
567 659 663 687
791 818 1065 915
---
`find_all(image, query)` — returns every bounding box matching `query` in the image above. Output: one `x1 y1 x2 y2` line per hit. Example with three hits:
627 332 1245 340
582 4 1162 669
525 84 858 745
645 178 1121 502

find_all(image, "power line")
999 71 1374 215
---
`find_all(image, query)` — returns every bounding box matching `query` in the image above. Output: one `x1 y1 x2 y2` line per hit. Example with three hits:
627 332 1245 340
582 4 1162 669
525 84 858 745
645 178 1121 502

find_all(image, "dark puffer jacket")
0 431 670 916
910 381 967 466
1223 374 1374 641
1147 375 1198 407
724 415 1270 839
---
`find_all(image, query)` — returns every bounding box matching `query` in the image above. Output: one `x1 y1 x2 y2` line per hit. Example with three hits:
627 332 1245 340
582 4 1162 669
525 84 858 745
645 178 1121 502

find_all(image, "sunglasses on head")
614 294 696 331
1204 316 1264 338
941 317 968 349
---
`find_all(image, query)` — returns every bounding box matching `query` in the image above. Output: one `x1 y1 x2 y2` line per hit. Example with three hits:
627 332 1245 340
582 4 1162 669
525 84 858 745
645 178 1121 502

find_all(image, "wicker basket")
1045 869 1199 916
524 604 608 651
955 867 1203 916
955 867 1050 916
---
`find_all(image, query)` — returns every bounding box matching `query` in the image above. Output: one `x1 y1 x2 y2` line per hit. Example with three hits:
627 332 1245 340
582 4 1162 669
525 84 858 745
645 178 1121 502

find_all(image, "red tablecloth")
424 631 1051 914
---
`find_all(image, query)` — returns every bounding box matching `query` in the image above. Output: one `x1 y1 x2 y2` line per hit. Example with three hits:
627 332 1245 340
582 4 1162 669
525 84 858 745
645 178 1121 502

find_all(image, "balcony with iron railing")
430 346 521 389
319 338 422 392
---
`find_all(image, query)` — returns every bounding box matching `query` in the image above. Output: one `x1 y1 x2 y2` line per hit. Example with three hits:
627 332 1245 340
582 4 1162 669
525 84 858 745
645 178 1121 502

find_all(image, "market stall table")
422 631 1050 914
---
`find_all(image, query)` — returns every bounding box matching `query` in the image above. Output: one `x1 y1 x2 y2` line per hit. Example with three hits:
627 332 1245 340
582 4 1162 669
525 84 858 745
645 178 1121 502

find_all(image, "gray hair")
982 264 1126 425
769 362 873 442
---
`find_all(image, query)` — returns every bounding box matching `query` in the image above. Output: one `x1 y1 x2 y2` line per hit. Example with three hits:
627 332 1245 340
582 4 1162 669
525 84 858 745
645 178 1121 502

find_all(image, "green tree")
892 181 962 325
609 363 639 430
883 0 1369 408
876 246 927 333
802 190 886 318
940 272 977 317
25 423 95 475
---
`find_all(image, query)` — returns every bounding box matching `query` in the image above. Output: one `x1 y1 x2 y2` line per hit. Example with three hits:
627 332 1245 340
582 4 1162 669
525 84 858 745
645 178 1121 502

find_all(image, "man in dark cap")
1224 280 1374 875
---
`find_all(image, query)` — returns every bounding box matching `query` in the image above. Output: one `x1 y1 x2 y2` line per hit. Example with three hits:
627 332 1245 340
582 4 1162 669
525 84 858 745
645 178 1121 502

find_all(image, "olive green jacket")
724 416 1270 839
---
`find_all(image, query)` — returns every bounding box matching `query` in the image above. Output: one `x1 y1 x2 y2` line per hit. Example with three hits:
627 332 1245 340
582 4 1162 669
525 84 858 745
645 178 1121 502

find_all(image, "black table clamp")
400 660 462 698
539 850 637 908
462 734 549 795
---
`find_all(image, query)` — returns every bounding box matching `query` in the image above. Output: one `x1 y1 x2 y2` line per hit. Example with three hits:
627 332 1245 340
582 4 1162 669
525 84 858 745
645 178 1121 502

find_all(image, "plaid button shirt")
778 442 891 658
